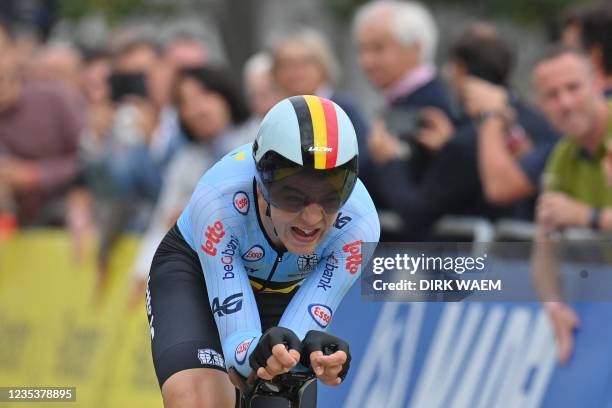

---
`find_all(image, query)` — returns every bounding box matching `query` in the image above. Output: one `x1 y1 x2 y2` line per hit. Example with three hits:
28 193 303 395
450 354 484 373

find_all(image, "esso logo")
308 304 333 328
235 337 255 365
242 245 265 262
233 191 250 215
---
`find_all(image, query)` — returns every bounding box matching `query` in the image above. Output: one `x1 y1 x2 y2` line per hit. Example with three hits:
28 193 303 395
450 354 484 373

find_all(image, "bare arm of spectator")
537 191 612 231
466 77 536 204
531 211 580 364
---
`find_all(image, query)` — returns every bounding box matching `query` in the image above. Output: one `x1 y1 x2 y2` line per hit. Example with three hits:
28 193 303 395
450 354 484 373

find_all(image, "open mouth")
291 227 320 243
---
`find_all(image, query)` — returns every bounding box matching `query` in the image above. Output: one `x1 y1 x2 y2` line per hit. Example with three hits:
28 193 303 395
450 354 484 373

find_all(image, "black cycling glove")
249 326 302 372
300 330 352 381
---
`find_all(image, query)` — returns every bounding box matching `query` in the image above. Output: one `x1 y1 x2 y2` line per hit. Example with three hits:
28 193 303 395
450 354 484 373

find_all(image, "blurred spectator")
154 33 209 167
354 0 453 115
129 66 250 305
579 5 612 96
163 35 208 72
558 7 585 48
65 48 113 260
28 41 87 127
0 48 82 227
243 52 282 120
353 0 458 239
353 0 454 191
0 0 59 42
0 19 13 51
452 25 560 219
531 46 612 364
269 27 370 167
29 42 83 89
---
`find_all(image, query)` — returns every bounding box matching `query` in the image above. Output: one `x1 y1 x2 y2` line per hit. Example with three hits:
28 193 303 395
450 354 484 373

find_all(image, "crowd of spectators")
1 1 612 307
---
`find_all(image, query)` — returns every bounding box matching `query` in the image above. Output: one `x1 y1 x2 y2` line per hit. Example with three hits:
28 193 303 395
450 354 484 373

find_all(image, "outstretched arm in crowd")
468 77 536 204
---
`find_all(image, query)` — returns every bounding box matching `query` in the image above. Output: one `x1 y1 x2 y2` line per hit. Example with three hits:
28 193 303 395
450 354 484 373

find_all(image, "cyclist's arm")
278 209 380 340
185 183 262 376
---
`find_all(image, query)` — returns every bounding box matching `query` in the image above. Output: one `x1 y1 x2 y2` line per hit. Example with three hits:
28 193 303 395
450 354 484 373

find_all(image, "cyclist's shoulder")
193 144 256 198
179 144 257 229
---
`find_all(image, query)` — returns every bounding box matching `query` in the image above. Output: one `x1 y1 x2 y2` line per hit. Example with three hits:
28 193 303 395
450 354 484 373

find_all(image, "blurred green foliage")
60 0 178 22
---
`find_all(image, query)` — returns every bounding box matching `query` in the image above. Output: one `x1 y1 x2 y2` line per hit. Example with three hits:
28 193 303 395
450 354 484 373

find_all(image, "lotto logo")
235 337 255 365
343 240 363 275
201 221 225 256
308 304 333 328
233 191 249 215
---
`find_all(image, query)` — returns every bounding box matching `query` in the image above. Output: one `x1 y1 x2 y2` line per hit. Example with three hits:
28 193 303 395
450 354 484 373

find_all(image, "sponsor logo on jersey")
317 254 339 291
343 240 363 275
334 212 352 229
220 235 239 280
297 253 318 272
235 337 256 365
198 348 225 368
242 245 265 262
233 191 250 215
308 146 333 153
212 293 243 317
308 303 333 328
201 220 225 256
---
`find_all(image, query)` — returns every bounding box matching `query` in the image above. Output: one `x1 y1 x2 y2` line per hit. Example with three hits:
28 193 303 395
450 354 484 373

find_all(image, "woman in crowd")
129 66 251 304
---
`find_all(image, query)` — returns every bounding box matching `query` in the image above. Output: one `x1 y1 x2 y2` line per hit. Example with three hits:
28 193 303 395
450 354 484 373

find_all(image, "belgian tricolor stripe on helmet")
289 95 339 169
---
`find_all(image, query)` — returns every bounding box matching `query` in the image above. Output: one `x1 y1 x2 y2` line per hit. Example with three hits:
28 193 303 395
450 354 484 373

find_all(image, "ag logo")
233 191 250 215
308 304 333 328
235 337 255 365
297 253 318 272
242 245 265 261
212 293 243 317
334 212 352 229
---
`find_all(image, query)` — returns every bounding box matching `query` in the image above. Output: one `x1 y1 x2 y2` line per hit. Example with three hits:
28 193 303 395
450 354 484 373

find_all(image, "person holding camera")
353 1 459 239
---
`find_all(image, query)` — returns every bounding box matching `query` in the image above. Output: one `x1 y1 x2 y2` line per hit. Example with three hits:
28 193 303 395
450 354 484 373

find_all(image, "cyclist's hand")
545 302 580 364
301 330 351 386
249 327 301 381
310 350 348 386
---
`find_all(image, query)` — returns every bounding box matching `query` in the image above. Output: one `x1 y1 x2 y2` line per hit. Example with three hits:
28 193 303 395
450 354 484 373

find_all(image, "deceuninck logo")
197 349 225 368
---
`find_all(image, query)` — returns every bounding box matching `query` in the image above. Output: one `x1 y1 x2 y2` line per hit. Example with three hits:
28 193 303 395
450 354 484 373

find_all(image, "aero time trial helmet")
253 95 359 214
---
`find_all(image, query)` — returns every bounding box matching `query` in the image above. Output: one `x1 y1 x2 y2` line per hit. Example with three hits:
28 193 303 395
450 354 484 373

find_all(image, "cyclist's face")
260 175 341 255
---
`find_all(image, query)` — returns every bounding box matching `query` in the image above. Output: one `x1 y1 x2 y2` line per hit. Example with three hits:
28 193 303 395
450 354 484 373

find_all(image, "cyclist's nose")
299 202 325 225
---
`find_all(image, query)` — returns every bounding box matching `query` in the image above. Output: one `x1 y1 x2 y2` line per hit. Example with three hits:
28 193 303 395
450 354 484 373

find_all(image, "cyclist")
147 95 380 407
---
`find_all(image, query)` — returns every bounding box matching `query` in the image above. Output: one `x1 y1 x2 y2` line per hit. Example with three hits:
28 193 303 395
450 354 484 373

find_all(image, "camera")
381 106 424 141
108 72 148 103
